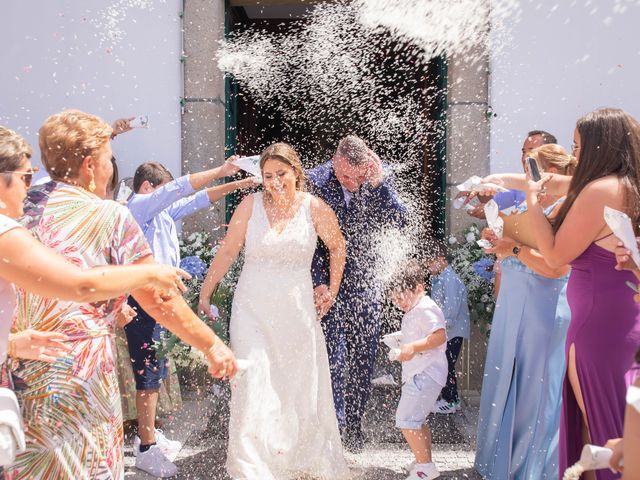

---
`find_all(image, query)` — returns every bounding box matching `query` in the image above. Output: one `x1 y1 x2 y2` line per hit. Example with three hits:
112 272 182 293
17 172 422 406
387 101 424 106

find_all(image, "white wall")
489 0 640 173
0 0 182 181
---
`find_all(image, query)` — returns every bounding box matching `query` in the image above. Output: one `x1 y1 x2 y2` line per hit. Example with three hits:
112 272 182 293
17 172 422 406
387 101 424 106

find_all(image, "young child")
389 260 448 480
425 240 470 414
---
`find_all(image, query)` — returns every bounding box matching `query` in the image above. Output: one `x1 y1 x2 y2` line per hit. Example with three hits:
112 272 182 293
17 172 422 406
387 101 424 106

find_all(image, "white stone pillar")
445 42 492 399
181 0 227 237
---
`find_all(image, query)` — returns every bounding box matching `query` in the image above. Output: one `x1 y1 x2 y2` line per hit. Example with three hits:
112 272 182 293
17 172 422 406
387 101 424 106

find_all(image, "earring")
88 177 96 193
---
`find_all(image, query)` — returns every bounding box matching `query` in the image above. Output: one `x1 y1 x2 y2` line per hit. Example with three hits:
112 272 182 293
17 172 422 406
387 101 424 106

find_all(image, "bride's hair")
260 142 307 191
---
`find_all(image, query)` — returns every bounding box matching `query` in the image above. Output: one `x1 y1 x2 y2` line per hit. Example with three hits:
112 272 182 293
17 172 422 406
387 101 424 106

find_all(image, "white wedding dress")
226 192 350 480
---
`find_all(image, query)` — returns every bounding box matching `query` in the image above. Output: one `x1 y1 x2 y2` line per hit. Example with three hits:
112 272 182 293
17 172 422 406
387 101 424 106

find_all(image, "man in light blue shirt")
426 240 470 414
125 159 254 476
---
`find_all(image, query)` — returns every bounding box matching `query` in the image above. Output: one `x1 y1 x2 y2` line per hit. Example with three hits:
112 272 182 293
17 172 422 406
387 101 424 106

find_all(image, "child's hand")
398 344 416 362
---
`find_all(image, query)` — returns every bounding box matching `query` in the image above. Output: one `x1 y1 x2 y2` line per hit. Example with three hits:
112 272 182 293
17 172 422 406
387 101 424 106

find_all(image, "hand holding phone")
129 115 149 129
526 156 542 182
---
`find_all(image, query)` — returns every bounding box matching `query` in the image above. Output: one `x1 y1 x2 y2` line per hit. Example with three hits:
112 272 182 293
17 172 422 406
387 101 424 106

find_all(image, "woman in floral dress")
6 110 237 479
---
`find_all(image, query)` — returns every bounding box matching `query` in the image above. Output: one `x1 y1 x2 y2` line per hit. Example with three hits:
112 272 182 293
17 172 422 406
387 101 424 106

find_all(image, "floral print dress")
6 184 151 480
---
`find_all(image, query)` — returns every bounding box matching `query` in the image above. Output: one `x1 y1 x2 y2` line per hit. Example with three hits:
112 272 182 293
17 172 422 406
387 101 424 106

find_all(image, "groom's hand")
365 148 384 188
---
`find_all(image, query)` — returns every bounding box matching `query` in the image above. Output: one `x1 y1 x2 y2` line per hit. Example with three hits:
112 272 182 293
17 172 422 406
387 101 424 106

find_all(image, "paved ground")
124 378 481 480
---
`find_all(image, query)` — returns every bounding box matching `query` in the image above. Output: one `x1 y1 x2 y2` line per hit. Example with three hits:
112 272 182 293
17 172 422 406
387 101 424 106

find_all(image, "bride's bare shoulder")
231 194 256 220
308 193 337 219
308 193 326 209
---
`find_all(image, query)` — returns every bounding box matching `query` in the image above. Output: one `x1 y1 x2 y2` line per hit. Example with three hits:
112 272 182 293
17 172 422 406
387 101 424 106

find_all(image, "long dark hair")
553 108 640 233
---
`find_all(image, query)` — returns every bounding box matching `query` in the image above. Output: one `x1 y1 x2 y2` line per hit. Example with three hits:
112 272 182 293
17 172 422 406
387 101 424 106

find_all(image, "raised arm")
129 255 237 378
166 177 257 221
186 157 241 191
128 176 197 224
0 227 188 302
515 245 570 278
198 195 253 316
483 173 572 197
526 176 624 267
481 229 570 278
311 196 346 318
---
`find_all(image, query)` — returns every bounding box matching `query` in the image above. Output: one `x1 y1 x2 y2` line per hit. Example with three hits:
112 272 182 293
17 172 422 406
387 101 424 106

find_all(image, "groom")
308 135 406 451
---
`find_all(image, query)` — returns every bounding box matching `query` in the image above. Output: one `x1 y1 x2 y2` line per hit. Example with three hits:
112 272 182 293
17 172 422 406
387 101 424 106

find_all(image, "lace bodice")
244 192 317 273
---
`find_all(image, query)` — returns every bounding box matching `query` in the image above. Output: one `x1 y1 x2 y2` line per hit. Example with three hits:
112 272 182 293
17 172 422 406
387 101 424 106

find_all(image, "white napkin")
236 359 252 371
604 206 640 267
453 195 481 212
371 374 397 386
388 348 401 362
381 331 402 349
457 176 509 193
0 388 25 466
627 385 640 414
577 444 613 470
232 155 262 180
230 359 254 380
484 200 504 239
115 182 133 203
476 239 493 249
562 445 614 480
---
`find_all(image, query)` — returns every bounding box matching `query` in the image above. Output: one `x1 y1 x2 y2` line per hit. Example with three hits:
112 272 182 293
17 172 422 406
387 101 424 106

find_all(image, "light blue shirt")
431 265 470 340
494 189 525 211
127 175 210 267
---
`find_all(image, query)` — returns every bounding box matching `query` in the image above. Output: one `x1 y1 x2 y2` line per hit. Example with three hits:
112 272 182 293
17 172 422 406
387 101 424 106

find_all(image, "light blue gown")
475 253 571 479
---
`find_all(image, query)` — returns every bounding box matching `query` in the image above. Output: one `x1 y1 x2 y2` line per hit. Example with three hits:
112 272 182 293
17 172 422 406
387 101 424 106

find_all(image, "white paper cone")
484 200 504 239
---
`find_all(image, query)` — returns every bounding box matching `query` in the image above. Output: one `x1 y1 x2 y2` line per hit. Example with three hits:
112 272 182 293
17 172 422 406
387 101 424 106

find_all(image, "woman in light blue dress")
475 144 575 479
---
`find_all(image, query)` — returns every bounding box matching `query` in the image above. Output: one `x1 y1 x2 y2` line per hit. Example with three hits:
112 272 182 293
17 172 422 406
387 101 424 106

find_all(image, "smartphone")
129 115 149 129
526 156 542 182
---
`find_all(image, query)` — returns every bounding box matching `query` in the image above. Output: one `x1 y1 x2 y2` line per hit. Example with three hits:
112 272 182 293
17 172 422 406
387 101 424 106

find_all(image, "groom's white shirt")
341 185 353 206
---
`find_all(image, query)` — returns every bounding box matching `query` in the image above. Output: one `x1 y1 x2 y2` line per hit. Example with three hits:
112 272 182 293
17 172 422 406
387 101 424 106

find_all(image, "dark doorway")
224 3 447 239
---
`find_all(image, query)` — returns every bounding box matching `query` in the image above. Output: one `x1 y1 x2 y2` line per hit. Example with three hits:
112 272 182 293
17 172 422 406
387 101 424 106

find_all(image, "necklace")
62 179 91 193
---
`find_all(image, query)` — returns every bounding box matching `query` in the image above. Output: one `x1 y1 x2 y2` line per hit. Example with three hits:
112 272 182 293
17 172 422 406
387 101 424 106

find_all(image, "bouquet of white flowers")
447 224 496 333
153 232 243 372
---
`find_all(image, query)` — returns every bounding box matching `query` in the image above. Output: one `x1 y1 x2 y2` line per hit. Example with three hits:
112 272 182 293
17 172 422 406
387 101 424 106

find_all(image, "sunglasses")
2 166 40 187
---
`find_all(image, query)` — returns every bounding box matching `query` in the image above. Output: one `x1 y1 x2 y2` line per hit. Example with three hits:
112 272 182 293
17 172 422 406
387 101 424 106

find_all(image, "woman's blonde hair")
259 142 306 191
39 110 112 181
528 143 577 176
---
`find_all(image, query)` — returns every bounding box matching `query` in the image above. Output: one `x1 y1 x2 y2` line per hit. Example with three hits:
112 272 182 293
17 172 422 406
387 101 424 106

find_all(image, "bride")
198 143 350 480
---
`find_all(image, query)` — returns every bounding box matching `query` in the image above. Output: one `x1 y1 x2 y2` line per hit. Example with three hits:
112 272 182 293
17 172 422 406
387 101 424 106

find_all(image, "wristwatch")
512 245 522 256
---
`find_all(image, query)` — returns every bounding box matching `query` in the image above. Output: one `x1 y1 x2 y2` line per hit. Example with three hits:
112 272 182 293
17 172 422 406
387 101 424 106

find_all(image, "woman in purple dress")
485 108 640 480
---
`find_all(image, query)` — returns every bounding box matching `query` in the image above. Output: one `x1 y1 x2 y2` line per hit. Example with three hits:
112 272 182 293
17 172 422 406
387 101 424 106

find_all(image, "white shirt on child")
401 295 448 386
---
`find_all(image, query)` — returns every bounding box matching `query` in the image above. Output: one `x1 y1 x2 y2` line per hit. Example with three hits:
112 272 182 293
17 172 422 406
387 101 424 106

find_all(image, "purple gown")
560 243 640 479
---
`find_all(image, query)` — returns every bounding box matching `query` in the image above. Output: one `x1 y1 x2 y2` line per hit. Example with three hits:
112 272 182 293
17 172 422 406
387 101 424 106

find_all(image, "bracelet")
7 335 16 358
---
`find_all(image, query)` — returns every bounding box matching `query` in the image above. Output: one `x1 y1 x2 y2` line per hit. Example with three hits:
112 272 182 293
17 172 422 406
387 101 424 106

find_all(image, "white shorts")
395 372 442 430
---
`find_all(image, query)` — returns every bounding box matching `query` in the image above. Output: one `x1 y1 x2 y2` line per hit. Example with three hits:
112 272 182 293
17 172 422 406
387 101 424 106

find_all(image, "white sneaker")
402 460 416 473
434 398 461 415
133 429 182 457
405 462 440 480
135 444 178 478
